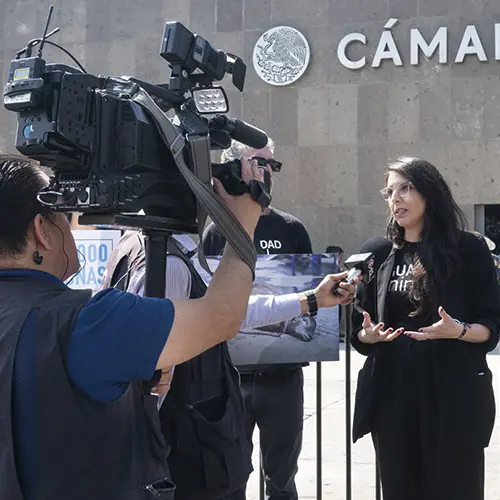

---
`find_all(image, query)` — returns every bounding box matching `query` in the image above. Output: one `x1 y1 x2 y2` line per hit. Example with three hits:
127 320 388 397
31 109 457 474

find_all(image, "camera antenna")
17 27 60 58
37 4 55 58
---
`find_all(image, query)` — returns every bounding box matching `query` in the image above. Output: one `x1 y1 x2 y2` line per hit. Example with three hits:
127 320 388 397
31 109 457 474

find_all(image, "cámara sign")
337 19 500 70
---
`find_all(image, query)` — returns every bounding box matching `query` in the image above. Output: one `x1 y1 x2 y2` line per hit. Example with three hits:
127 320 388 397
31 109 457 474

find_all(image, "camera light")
192 87 228 114
4 92 33 105
4 92 36 112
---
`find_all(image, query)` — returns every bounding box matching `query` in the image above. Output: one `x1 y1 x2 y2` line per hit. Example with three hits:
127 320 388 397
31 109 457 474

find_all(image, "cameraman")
0 151 266 500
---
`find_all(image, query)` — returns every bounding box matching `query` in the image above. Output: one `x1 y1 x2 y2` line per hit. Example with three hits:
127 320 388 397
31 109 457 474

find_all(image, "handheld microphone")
332 236 393 296
344 252 376 283
333 252 375 294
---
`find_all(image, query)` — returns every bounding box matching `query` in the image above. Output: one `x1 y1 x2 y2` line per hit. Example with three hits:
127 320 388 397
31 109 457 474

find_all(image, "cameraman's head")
0 152 79 281
221 138 276 191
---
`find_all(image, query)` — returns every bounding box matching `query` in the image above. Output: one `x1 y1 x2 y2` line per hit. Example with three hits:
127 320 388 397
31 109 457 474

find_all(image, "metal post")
344 302 353 500
376 459 382 500
259 457 264 500
316 362 322 500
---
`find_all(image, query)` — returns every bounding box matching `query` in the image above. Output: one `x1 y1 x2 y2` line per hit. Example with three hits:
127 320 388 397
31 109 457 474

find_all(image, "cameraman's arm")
67 162 263 402
155 161 264 370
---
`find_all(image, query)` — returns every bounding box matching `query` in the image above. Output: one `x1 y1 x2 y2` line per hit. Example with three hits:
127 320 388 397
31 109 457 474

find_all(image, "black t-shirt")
380 242 437 412
202 207 313 256
202 207 313 374
386 241 429 332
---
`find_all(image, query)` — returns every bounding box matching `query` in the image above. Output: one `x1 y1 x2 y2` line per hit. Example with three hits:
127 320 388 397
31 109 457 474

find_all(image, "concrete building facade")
1 0 500 253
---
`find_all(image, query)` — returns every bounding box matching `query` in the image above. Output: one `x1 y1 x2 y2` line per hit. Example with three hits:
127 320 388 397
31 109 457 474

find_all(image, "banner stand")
259 361 324 500
345 303 353 500
259 305 350 500
316 361 323 500
376 461 382 499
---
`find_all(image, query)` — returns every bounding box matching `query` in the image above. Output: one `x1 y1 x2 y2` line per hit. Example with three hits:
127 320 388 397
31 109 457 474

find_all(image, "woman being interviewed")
351 157 500 500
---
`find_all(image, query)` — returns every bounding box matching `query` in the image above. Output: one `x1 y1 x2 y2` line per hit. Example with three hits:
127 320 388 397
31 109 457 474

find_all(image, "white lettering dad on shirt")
259 239 282 252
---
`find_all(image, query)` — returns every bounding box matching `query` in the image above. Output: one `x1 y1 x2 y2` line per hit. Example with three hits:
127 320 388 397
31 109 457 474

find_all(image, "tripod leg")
144 231 168 299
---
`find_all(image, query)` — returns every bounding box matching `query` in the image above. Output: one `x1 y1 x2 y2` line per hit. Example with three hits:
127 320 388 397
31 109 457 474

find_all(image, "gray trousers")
221 368 304 500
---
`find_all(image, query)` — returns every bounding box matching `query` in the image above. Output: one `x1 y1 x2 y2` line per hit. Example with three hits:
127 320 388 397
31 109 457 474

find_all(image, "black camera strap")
130 87 257 279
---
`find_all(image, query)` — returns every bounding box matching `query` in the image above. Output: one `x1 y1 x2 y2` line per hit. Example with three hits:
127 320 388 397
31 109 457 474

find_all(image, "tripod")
79 213 198 298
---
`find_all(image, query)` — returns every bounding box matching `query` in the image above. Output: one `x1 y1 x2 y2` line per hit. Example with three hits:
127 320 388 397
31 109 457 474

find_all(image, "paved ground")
245 345 500 500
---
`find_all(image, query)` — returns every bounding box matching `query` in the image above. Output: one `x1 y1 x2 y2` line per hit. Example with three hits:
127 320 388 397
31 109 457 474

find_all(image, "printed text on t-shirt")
259 239 282 253
389 262 413 292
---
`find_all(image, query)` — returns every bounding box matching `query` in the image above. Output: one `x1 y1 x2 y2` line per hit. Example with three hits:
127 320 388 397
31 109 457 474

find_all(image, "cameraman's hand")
357 311 403 344
151 367 174 396
213 157 264 236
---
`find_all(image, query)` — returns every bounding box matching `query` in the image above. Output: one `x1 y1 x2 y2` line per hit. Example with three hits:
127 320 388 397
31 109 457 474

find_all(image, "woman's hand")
357 311 403 344
404 306 462 340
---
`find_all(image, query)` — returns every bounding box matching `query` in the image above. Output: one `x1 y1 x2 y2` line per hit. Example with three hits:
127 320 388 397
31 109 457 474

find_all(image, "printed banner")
67 230 122 291
193 253 341 366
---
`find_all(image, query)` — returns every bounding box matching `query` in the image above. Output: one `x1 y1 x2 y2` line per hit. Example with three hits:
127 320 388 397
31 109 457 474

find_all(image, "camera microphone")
209 116 269 149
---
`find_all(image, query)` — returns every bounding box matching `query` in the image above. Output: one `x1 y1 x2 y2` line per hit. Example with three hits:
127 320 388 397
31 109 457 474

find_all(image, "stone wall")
1 0 500 253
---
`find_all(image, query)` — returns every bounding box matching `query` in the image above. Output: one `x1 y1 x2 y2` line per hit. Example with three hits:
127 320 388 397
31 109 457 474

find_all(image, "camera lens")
23 123 34 139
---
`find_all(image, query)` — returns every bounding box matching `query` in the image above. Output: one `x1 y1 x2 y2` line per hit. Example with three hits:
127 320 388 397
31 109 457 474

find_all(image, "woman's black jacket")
350 231 500 450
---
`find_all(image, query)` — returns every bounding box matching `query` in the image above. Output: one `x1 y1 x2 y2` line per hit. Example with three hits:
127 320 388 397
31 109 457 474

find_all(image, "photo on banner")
193 253 341 365
68 230 122 292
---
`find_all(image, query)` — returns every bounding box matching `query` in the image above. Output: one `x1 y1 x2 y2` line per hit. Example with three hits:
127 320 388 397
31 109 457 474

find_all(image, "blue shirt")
8 269 175 401
7 269 175 499
70 286 175 401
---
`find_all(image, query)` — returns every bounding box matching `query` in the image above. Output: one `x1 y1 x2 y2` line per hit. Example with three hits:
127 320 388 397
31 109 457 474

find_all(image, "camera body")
3 18 270 232
6 64 197 221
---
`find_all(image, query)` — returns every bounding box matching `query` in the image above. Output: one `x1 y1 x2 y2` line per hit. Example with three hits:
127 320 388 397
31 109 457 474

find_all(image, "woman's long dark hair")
385 157 467 316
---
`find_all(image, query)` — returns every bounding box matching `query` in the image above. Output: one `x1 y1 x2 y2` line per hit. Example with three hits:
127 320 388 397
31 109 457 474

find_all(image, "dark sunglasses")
250 156 282 172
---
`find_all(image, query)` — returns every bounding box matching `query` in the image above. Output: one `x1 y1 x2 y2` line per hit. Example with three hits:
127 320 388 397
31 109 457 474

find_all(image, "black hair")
0 152 52 258
326 245 344 254
385 157 467 316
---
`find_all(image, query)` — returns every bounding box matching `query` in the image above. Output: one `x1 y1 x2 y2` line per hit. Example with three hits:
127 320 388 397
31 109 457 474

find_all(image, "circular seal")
252 26 311 86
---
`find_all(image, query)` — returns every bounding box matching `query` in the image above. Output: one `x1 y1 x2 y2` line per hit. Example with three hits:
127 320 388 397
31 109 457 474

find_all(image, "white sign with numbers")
67 230 122 291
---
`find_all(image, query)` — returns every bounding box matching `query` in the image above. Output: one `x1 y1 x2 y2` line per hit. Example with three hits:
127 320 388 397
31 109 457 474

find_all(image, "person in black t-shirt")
203 138 312 500
205 206 311 257
351 157 500 500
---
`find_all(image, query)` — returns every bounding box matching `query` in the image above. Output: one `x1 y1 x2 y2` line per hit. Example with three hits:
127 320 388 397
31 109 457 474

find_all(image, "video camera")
3 7 271 237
